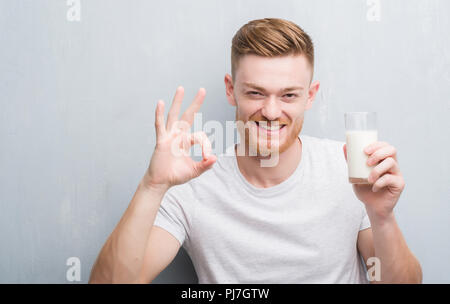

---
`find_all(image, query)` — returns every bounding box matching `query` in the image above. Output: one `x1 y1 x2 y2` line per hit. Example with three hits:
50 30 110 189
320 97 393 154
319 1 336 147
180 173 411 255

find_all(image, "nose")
261 96 281 121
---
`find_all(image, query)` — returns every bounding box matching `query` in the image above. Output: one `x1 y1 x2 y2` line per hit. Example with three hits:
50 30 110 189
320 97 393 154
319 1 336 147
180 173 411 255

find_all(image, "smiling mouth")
255 121 287 132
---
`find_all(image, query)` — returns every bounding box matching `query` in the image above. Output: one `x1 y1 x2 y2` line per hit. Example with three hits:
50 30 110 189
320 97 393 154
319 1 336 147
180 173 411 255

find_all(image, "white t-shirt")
154 134 371 283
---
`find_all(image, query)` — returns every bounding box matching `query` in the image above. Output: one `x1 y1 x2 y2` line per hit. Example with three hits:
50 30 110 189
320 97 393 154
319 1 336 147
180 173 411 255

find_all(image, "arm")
89 87 216 283
344 142 422 283
89 182 174 283
358 221 422 284
137 226 181 283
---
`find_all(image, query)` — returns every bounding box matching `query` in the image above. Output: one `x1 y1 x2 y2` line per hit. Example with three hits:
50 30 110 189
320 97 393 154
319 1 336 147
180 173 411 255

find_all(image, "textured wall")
0 0 449 283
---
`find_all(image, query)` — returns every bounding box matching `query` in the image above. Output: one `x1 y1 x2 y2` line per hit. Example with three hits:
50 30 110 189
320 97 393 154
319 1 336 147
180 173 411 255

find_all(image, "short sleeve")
153 182 196 246
359 207 371 231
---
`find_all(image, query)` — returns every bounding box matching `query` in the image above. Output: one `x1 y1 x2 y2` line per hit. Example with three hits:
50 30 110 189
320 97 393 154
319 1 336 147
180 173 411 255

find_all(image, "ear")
306 80 320 110
224 73 237 106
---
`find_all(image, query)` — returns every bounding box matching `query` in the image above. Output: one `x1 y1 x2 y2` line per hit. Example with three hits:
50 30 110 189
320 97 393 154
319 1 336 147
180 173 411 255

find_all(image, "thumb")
343 144 347 162
193 154 217 176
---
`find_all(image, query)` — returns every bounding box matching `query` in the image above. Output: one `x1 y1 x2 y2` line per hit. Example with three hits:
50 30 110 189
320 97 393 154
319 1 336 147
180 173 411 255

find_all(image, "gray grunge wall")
0 0 449 283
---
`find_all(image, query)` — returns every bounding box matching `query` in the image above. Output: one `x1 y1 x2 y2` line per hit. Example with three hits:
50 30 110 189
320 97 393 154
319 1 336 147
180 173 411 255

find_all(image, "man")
89 18 422 284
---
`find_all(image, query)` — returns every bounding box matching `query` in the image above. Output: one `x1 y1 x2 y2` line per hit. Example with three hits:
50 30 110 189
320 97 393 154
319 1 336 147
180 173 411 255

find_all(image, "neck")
235 137 302 188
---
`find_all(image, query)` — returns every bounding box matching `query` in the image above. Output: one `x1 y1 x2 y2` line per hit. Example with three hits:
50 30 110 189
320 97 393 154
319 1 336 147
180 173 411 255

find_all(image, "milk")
345 130 378 184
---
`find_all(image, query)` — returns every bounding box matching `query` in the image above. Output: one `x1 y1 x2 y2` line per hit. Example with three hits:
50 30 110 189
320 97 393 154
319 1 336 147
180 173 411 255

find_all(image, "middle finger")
166 86 185 131
367 145 397 166
180 88 206 126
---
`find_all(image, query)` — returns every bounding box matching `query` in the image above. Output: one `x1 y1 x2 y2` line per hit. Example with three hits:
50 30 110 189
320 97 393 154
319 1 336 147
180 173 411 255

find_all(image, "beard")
235 110 304 157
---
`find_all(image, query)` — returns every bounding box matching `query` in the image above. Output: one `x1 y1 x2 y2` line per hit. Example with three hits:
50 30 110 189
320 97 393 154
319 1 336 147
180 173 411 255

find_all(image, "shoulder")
163 179 196 204
302 134 345 150
179 146 236 198
301 134 348 181
303 134 365 214
302 134 346 162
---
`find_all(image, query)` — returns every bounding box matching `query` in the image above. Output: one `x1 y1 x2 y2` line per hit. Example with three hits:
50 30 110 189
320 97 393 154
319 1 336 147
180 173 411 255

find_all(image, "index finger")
180 88 206 126
364 141 389 155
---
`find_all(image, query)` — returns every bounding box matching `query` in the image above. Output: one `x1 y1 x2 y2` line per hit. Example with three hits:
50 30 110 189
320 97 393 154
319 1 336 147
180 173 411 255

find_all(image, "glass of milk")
345 112 377 184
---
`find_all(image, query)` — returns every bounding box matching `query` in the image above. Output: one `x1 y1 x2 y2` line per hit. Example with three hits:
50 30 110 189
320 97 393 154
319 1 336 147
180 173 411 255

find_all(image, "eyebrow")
243 82 304 93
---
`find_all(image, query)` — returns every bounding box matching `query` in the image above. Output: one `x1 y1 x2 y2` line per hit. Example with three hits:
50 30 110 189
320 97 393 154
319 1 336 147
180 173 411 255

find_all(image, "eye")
283 93 297 98
247 91 263 96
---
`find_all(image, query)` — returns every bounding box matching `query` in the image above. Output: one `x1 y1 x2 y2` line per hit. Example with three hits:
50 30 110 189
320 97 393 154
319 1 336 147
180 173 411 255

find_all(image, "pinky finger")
372 174 403 192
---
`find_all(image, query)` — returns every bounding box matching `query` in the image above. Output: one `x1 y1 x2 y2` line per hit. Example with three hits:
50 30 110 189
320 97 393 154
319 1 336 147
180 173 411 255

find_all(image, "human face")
225 54 319 156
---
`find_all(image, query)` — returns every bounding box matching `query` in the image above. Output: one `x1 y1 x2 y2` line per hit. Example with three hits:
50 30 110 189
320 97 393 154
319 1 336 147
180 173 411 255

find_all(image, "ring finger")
368 157 400 183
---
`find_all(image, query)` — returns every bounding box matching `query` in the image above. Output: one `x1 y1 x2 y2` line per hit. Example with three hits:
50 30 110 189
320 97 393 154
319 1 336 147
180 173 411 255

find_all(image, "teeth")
258 123 283 131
